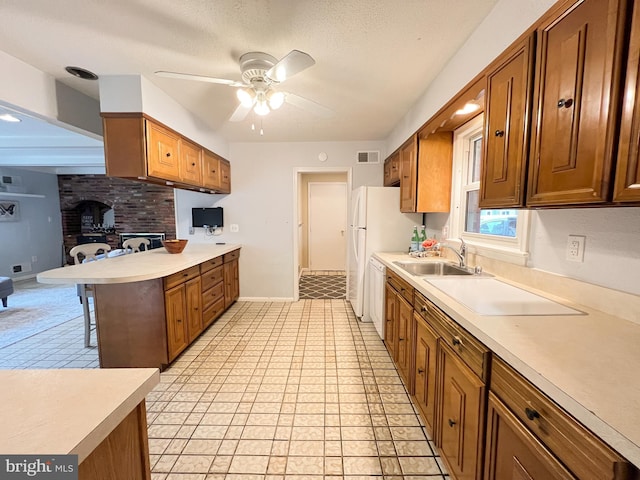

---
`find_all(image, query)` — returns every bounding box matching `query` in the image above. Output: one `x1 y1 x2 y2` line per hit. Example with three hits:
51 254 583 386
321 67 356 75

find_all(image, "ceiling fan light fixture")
236 88 255 108
267 91 285 110
254 99 270 116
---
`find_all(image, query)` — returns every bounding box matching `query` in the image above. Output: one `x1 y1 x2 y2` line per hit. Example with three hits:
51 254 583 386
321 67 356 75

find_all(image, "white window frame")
449 115 530 265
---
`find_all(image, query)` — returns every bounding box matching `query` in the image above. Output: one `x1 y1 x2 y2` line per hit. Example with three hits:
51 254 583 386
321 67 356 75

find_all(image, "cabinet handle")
177 318 182 323
421 305 428 313
448 419 456 427
452 336 462 346
183 273 188 277
191 162 196 166
398 337 404 342
495 130 504 137
525 407 540 421
417 368 424 374
166 152 171 157
557 98 573 108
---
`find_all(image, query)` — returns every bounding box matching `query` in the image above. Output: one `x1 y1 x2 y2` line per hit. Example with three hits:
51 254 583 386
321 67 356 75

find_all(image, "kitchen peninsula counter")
0 368 159 479
38 244 241 369
38 243 241 285
375 251 640 469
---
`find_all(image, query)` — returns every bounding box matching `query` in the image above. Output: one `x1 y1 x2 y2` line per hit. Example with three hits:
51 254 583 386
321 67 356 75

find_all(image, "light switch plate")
566 235 585 262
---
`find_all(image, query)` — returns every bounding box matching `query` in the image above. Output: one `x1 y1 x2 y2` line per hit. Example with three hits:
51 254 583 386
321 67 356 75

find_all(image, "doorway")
293 168 352 300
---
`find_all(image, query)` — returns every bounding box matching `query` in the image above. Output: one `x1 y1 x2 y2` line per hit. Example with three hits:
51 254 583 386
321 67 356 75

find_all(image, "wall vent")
11 263 32 274
357 151 380 164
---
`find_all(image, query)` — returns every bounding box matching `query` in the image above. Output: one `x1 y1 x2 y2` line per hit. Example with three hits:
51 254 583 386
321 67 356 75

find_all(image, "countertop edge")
73 368 160 463
373 252 640 468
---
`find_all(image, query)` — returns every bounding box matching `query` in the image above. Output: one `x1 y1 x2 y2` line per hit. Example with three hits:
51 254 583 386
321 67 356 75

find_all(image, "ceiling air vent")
357 151 380 164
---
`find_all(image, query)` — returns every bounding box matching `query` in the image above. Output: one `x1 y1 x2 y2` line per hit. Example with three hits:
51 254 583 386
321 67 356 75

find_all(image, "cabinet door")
223 258 239 308
484 393 575 480
439 341 486 480
414 312 439 433
384 151 401 186
179 138 202 185
481 36 534 208
384 283 398 360
416 132 453 212
384 157 392 186
146 121 181 182
202 150 222 190
400 136 418 212
186 277 202 342
396 294 413 390
527 0 625 206
165 285 188 361
219 159 231 193
615 0 640 202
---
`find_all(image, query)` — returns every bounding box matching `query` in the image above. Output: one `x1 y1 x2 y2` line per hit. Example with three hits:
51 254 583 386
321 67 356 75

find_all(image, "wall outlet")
230 224 239 233
31 256 37 263
189 227 194 235
566 235 586 262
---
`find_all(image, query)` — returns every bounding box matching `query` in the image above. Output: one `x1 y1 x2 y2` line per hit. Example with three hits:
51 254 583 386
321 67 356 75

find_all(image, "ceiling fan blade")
155 71 244 87
285 93 333 118
228 102 252 122
266 50 315 83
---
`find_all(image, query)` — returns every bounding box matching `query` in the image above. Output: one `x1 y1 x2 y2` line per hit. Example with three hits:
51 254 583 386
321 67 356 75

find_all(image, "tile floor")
0 298 450 479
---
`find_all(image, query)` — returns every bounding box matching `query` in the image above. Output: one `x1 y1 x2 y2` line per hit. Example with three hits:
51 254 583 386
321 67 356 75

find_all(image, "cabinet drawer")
386 269 413 304
414 291 490 382
223 249 240 263
164 265 200 290
202 281 224 310
203 296 225 328
201 265 224 292
200 256 223 274
491 356 633 480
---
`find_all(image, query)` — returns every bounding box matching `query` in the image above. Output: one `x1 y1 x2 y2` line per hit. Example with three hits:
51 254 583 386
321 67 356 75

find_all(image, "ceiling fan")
155 50 332 122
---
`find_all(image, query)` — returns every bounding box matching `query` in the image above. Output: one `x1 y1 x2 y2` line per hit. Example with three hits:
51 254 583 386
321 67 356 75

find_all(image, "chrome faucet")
436 238 467 268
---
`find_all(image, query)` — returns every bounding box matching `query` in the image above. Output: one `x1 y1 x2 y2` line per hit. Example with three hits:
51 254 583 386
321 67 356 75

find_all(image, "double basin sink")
393 260 483 277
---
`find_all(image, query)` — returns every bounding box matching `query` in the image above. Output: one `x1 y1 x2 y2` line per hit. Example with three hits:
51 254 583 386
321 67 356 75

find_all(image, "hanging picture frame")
0 200 19 221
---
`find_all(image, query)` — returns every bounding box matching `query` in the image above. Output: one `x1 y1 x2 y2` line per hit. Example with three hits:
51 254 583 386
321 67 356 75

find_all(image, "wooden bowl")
162 239 188 254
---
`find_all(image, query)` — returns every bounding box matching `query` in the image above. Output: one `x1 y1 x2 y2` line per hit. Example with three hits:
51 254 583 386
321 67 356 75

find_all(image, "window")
449 115 530 264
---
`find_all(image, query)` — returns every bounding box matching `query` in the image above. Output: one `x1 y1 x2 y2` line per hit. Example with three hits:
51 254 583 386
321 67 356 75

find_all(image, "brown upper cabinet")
527 0 627 207
399 136 418 212
615 0 640 202
480 35 535 208
384 150 401 186
102 113 231 194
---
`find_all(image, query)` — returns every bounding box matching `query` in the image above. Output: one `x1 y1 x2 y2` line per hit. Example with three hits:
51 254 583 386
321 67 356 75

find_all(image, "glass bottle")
419 225 427 251
411 226 420 252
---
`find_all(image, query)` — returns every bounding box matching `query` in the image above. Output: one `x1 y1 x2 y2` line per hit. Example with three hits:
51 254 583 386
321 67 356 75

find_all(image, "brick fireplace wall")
58 175 176 263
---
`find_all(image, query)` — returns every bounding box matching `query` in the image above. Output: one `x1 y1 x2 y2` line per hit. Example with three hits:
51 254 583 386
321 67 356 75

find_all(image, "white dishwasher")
368 257 386 340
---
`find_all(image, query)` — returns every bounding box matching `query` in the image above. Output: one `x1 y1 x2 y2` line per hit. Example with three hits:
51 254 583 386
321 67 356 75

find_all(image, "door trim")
292 167 353 301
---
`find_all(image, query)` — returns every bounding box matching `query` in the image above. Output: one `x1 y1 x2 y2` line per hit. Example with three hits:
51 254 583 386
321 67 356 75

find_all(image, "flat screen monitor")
192 207 223 228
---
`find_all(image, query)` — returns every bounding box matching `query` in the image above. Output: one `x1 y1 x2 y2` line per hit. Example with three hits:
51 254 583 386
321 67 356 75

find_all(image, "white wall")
175 142 384 299
0 167 63 279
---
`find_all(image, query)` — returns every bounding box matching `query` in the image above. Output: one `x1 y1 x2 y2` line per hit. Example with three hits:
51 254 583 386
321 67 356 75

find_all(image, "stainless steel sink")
393 261 474 276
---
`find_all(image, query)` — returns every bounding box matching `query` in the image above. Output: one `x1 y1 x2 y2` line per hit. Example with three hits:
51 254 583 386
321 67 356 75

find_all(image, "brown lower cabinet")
384 269 638 480
95 249 240 369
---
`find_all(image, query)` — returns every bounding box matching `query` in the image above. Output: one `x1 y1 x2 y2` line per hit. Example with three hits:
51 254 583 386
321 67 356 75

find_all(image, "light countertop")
374 252 640 468
0 368 159 462
37 243 241 285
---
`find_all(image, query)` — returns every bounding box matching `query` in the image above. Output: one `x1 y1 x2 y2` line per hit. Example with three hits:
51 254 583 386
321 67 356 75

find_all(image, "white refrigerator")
347 186 421 321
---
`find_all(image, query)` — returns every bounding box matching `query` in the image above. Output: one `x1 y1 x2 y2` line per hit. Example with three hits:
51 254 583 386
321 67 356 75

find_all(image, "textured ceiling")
0 0 499 152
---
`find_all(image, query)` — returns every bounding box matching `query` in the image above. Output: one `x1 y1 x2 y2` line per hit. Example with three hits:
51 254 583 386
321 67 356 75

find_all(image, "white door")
308 182 347 270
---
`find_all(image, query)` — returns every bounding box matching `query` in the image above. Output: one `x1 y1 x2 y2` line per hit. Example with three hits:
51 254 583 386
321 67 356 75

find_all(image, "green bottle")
419 225 427 251
411 226 420 252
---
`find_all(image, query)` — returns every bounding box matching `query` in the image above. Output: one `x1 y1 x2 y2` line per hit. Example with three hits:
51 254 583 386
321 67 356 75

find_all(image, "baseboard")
12 273 38 283
238 296 296 302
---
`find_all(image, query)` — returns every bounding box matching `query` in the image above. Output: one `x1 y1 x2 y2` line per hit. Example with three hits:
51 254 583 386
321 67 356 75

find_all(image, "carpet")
0 279 88 348
299 275 346 299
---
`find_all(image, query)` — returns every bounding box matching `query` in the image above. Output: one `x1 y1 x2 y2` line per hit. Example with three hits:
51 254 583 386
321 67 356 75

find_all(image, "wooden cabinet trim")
164 265 200 290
